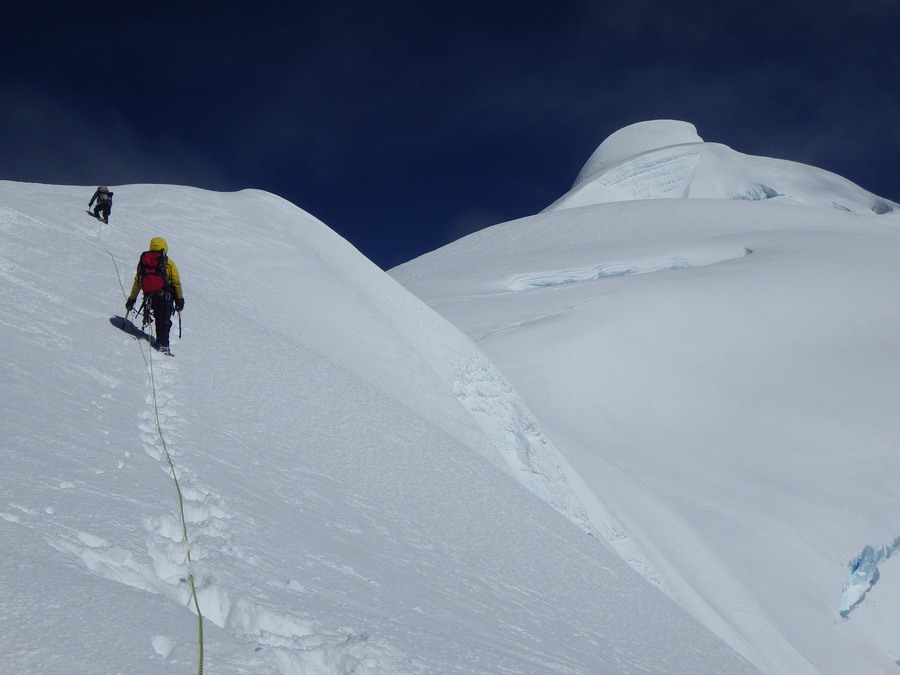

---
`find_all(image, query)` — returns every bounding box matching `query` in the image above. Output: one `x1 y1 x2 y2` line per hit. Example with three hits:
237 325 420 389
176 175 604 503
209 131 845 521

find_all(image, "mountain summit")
548 119 896 215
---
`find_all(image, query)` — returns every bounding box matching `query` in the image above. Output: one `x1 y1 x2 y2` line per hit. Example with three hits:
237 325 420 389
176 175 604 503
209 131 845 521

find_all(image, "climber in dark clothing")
88 186 113 223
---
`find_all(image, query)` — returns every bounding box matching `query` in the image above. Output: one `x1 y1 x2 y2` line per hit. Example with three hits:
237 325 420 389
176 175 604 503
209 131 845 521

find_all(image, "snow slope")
392 121 900 674
0 180 756 673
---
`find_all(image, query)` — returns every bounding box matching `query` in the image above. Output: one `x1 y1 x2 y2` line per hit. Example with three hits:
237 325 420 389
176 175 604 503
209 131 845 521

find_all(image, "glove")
125 298 135 312
175 298 185 312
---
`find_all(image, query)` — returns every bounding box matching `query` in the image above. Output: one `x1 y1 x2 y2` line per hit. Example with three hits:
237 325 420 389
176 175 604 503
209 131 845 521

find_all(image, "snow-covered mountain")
0 178 756 673
392 120 900 674
4 118 900 674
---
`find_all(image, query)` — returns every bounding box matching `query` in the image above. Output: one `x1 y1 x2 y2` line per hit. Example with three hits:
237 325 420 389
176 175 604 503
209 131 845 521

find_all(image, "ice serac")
839 537 900 617
547 119 897 215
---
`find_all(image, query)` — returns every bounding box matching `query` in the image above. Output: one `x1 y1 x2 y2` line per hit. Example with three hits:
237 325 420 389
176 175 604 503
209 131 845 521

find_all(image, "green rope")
105 246 204 674
105 248 127 298
147 334 205 675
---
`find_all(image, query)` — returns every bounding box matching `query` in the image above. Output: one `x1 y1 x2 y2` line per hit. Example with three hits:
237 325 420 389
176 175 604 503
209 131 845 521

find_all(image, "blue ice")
839 536 900 618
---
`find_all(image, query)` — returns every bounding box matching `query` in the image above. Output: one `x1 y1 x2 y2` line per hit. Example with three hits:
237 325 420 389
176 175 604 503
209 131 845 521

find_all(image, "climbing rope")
105 247 204 674
146 325 204 675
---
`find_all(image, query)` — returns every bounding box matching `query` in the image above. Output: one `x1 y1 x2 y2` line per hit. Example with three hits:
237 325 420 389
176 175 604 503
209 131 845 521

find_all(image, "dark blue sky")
2 1 898 269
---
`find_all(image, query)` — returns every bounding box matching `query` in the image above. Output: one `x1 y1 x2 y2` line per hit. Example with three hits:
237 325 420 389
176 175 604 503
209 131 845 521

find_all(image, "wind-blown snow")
393 121 900 674
0 179 757 673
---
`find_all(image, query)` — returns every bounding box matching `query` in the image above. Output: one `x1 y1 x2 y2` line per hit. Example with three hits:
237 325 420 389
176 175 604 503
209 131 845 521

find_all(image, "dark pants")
93 202 110 223
149 291 174 349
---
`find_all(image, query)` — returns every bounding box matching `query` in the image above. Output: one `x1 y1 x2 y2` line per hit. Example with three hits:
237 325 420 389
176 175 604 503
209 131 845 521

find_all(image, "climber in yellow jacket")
125 236 185 354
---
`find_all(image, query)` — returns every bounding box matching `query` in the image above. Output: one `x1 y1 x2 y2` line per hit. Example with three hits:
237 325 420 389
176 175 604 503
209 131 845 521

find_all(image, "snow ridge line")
452 355 595 534
105 247 205 675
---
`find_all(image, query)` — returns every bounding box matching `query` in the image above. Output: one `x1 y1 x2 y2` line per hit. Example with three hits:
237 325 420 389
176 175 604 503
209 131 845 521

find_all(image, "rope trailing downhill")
106 247 205 675
147 329 204 675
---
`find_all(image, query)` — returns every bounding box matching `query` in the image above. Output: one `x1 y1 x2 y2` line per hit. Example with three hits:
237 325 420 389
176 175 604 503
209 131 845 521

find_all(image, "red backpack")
137 250 169 293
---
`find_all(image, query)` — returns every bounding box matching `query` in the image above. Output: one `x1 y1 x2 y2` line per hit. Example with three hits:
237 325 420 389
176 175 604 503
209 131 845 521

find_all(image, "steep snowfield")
0 180 756 673
392 121 900 674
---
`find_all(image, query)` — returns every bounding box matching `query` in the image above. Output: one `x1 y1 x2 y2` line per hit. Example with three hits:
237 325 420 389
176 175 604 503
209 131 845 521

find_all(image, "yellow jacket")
128 237 184 301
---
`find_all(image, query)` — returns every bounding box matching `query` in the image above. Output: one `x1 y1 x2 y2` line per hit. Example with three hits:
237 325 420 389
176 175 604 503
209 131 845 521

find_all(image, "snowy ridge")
0 180 758 673
452 355 593 534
